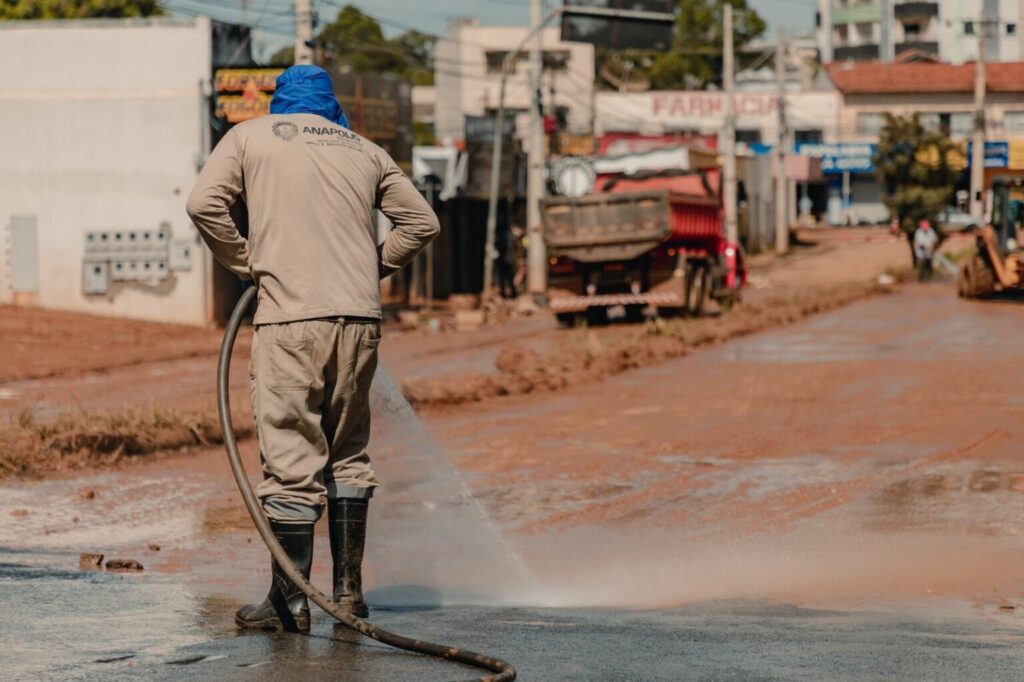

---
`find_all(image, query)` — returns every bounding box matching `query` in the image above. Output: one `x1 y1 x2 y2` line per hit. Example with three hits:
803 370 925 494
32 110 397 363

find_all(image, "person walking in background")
186 65 438 632
914 218 939 281
496 221 520 299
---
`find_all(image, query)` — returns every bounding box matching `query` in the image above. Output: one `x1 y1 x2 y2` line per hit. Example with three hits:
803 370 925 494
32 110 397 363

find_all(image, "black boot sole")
235 614 310 633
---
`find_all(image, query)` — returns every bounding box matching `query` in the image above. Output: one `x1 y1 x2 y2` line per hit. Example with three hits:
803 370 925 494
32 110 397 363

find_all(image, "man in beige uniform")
187 65 438 632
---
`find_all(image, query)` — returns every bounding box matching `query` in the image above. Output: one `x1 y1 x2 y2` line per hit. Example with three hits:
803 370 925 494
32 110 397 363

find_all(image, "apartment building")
818 0 1023 63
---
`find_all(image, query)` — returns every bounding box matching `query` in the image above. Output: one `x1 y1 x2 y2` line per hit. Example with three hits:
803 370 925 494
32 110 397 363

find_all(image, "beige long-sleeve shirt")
186 113 439 324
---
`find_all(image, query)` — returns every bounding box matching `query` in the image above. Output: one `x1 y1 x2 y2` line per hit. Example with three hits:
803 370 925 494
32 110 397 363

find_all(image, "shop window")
736 129 762 144
794 129 824 144
856 112 883 136
486 49 571 75
920 113 941 133
1004 111 1024 134
949 112 973 139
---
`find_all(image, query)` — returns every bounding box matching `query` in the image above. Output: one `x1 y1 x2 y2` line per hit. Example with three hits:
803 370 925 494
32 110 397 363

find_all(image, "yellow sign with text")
214 68 284 123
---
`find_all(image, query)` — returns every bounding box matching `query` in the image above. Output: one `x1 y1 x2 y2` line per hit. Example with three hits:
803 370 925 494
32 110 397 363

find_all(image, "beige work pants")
249 318 381 522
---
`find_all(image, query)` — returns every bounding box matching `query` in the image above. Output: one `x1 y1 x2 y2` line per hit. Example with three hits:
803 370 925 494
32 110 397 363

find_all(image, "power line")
160 0 295 35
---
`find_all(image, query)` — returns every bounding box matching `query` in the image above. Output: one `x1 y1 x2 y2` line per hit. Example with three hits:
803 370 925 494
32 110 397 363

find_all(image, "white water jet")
364 366 535 607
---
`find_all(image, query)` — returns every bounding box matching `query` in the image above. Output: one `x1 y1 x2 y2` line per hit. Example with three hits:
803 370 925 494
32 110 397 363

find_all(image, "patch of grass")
0 406 248 479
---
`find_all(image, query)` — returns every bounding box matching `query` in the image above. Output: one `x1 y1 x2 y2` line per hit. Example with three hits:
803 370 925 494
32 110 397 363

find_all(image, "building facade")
825 59 1024 222
818 0 1024 63
0 18 222 325
433 20 595 144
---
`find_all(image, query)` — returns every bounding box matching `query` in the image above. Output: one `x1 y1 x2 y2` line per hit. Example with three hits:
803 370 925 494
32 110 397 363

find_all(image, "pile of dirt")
0 305 231 383
0 407 249 479
402 281 895 408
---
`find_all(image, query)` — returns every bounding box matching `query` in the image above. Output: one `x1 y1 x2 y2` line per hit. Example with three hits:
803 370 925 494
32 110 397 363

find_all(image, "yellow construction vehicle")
959 176 1024 298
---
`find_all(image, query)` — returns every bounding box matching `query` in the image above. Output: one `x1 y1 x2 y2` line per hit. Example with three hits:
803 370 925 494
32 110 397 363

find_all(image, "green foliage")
874 114 963 236
648 0 766 89
413 121 435 147
0 0 163 19
312 4 433 84
267 45 294 66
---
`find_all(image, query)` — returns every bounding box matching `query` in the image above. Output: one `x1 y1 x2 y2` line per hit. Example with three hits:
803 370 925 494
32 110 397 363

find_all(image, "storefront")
795 143 881 225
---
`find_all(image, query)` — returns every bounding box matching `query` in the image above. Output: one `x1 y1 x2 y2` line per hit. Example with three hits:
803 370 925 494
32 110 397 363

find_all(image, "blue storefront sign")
795 143 876 175
966 141 1009 168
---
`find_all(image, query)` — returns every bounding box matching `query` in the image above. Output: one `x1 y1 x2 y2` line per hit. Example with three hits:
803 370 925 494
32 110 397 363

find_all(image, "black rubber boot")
235 520 314 632
328 498 370 618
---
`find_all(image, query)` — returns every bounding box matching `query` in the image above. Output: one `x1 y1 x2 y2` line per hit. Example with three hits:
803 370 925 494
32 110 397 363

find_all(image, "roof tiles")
826 61 1024 94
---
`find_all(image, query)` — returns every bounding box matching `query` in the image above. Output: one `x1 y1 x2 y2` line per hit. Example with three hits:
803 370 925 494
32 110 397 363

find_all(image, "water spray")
217 286 517 681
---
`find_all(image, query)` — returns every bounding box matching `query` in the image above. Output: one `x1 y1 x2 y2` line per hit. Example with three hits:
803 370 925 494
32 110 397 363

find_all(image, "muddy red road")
432 284 1024 608
0 227 915 422
3 281 1024 679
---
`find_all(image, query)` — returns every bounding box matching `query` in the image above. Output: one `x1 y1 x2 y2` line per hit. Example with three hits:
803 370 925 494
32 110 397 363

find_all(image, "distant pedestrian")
511 226 527 294
496 223 518 299
914 218 938 281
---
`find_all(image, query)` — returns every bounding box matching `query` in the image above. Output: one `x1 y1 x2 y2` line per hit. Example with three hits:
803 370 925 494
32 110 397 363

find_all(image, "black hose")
217 286 517 681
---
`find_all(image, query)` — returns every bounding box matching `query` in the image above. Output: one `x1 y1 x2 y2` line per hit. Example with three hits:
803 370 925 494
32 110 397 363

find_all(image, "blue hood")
269 65 350 128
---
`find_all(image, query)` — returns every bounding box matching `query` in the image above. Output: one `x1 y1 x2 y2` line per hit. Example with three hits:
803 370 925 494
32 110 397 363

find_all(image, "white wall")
0 18 212 325
435 22 595 143
939 0 1021 63
818 0 1023 64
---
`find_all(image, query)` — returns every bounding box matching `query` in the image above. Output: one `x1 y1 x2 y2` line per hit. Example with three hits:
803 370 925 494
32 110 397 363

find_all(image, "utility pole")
526 0 547 297
482 4 675 299
819 0 833 63
879 0 892 62
774 29 789 254
722 5 739 245
970 20 989 220
295 0 314 65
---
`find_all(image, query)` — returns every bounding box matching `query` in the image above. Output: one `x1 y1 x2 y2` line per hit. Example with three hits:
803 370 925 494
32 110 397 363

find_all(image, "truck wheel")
972 255 996 298
556 312 579 328
963 255 995 299
625 304 645 324
686 264 708 316
586 306 609 326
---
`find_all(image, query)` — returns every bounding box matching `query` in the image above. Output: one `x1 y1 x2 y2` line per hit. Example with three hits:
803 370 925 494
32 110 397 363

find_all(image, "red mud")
3 283 1023 612
402 281 896 408
10 229 1021 612
0 305 226 383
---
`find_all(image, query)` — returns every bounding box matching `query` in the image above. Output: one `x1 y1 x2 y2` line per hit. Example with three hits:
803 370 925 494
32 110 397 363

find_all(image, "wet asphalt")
3 553 1024 681
138 603 1024 681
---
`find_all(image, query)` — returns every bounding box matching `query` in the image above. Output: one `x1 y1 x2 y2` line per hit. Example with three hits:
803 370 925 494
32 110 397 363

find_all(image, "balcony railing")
834 44 881 61
832 3 882 24
894 2 938 19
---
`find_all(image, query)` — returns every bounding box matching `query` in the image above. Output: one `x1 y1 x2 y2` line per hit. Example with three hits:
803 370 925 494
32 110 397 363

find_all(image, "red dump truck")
540 168 746 325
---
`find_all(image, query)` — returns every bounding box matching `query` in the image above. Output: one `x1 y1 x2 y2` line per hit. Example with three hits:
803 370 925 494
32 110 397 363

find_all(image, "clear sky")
165 0 819 61
315 0 819 38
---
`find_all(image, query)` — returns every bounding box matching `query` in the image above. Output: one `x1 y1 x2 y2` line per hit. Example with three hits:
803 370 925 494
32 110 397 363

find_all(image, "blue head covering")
270 65 350 128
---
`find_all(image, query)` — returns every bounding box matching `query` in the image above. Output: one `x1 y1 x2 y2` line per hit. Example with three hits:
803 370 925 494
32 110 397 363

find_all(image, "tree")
647 0 766 89
874 113 965 262
0 0 163 19
265 5 434 85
